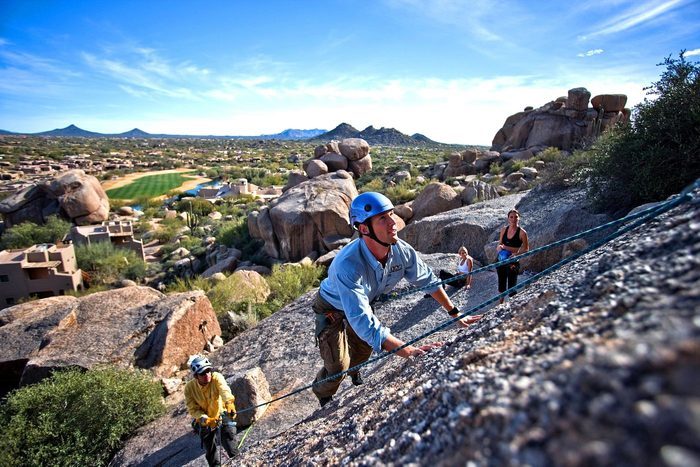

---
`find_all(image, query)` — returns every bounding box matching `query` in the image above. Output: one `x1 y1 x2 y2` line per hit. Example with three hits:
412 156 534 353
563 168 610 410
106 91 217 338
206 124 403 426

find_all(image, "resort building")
198 179 259 200
70 220 145 260
0 243 83 309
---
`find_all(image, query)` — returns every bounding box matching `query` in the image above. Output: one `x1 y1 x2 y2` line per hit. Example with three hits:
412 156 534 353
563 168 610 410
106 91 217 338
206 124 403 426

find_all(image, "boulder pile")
491 88 628 154
283 138 371 192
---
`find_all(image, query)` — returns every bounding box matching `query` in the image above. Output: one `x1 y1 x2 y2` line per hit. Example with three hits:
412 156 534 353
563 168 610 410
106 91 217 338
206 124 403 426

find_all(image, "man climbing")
184 355 238 466
312 192 482 407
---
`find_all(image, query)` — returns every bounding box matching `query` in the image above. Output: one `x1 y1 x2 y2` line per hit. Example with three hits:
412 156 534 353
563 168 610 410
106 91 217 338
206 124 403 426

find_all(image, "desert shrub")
109 198 129 211
216 218 262 260
75 242 148 286
358 177 384 193
586 51 700 211
538 150 593 188
489 163 503 176
256 263 325 318
385 183 417 204
154 217 184 243
133 195 161 211
0 366 164 467
166 276 214 293
175 197 215 215
178 235 207 255
0 216 72 250
535 147 563 163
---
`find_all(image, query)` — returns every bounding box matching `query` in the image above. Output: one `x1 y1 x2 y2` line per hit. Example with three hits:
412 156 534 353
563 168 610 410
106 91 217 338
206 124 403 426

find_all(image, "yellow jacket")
184 371 236 420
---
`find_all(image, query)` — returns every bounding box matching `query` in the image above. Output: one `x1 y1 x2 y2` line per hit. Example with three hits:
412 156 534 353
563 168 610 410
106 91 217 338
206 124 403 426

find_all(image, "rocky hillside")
114 185 700 466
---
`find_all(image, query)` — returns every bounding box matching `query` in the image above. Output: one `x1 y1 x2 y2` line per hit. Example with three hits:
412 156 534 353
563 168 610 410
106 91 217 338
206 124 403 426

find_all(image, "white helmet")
189 355 212 375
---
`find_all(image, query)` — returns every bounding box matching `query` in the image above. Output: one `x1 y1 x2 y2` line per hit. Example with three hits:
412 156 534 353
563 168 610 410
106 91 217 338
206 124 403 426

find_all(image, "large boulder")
338 138 370 161
217 270 271 304
591 94 627 112
567 87 591 111
460 180 500 206
0 287 222 392
0 169 109 227
320 152 348 172
228 367 272 428
348 155 372 178
283 170 309 192
305 159 328 178
252 171 357 261
411 182 461 221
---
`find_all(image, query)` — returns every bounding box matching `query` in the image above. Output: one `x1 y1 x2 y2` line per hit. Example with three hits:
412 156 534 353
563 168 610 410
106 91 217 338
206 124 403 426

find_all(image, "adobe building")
198 179 259 200
70 220 145 261
0 243 83 309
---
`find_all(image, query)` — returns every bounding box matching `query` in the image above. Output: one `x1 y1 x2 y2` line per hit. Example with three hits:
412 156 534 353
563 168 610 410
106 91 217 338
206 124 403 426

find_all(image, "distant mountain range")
0 123 447 145
314 123 438 146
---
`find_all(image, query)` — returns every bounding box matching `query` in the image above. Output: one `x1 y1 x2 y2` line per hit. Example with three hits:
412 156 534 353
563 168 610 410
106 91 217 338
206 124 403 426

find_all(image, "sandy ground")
101 168 211 200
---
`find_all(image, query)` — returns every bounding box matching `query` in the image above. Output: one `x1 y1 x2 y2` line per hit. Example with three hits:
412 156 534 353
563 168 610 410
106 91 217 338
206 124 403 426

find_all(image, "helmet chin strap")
365 222 395 248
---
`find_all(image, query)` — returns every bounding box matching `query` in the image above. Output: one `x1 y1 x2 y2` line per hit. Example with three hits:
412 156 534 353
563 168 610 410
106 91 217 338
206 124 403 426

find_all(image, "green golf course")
105 171 198 200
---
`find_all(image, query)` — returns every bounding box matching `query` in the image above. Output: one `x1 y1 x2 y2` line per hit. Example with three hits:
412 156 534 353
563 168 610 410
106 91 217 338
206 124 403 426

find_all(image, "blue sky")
1 0 698 144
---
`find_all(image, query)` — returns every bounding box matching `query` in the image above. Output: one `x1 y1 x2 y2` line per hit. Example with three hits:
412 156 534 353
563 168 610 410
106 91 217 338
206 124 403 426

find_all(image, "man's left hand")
456 314 482 327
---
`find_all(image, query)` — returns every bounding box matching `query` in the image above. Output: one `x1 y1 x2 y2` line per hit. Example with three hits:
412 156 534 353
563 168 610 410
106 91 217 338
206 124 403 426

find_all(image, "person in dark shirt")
496 209 529 304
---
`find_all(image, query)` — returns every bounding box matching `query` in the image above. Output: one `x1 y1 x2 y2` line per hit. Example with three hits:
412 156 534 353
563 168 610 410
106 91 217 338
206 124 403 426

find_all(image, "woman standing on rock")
439 246 473 289
496 209 529 304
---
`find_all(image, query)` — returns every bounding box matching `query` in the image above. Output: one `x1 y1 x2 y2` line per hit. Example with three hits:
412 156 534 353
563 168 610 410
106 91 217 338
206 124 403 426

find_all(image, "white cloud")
578 49 604 57
686 48 700 56
383 0 505 42
583 0 685 39
121 71 652 145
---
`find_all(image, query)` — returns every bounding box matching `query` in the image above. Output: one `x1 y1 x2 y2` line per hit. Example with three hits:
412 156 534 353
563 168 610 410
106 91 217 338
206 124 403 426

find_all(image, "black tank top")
502 226 523 249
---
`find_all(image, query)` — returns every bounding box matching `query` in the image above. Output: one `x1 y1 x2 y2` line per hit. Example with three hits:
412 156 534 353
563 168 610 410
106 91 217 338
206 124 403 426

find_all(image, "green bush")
358 177 384 193
216 218 262 260
0 216 72 250
534 147 563 163
0 366 165 467
166 276 214 294
586 51 700 211
175 197 214 215
154 217 184 244
75 242 148 286
256 263 325 318
539 149 593 188
385 183 417 204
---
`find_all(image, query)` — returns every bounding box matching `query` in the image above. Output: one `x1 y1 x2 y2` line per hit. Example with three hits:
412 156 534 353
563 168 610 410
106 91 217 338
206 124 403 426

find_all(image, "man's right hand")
406 341 443 358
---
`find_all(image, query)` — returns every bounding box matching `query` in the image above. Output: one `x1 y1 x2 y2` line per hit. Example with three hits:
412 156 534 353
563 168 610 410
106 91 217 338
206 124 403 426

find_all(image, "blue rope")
233 179 698 416
377 179 700 301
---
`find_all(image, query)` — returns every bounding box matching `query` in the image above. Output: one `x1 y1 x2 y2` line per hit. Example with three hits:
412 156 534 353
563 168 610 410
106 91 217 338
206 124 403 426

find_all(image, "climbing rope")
378 181 700 301
231 179 699 420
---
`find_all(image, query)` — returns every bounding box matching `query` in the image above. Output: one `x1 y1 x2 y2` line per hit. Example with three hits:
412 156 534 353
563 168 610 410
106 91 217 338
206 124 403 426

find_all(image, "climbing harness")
231 179 699 422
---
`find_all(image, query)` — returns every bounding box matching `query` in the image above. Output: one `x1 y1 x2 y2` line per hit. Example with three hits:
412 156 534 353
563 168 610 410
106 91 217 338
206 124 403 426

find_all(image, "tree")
586 51 700 212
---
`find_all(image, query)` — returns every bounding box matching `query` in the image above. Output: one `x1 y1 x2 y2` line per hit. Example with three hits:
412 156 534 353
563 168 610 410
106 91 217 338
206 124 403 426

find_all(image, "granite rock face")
116 186 700 466
0 287 221 393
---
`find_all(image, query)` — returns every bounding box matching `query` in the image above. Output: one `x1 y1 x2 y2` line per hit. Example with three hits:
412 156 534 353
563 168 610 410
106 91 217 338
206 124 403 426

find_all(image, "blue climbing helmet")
350 192 394 229
189 355 212 375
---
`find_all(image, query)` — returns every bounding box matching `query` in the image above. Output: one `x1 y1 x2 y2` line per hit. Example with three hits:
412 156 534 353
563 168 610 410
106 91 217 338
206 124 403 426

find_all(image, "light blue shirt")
319 237 441 352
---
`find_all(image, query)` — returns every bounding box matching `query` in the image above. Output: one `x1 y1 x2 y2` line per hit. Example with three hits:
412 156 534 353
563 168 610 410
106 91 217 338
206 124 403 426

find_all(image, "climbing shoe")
351 373 364 386
319 396 333 407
